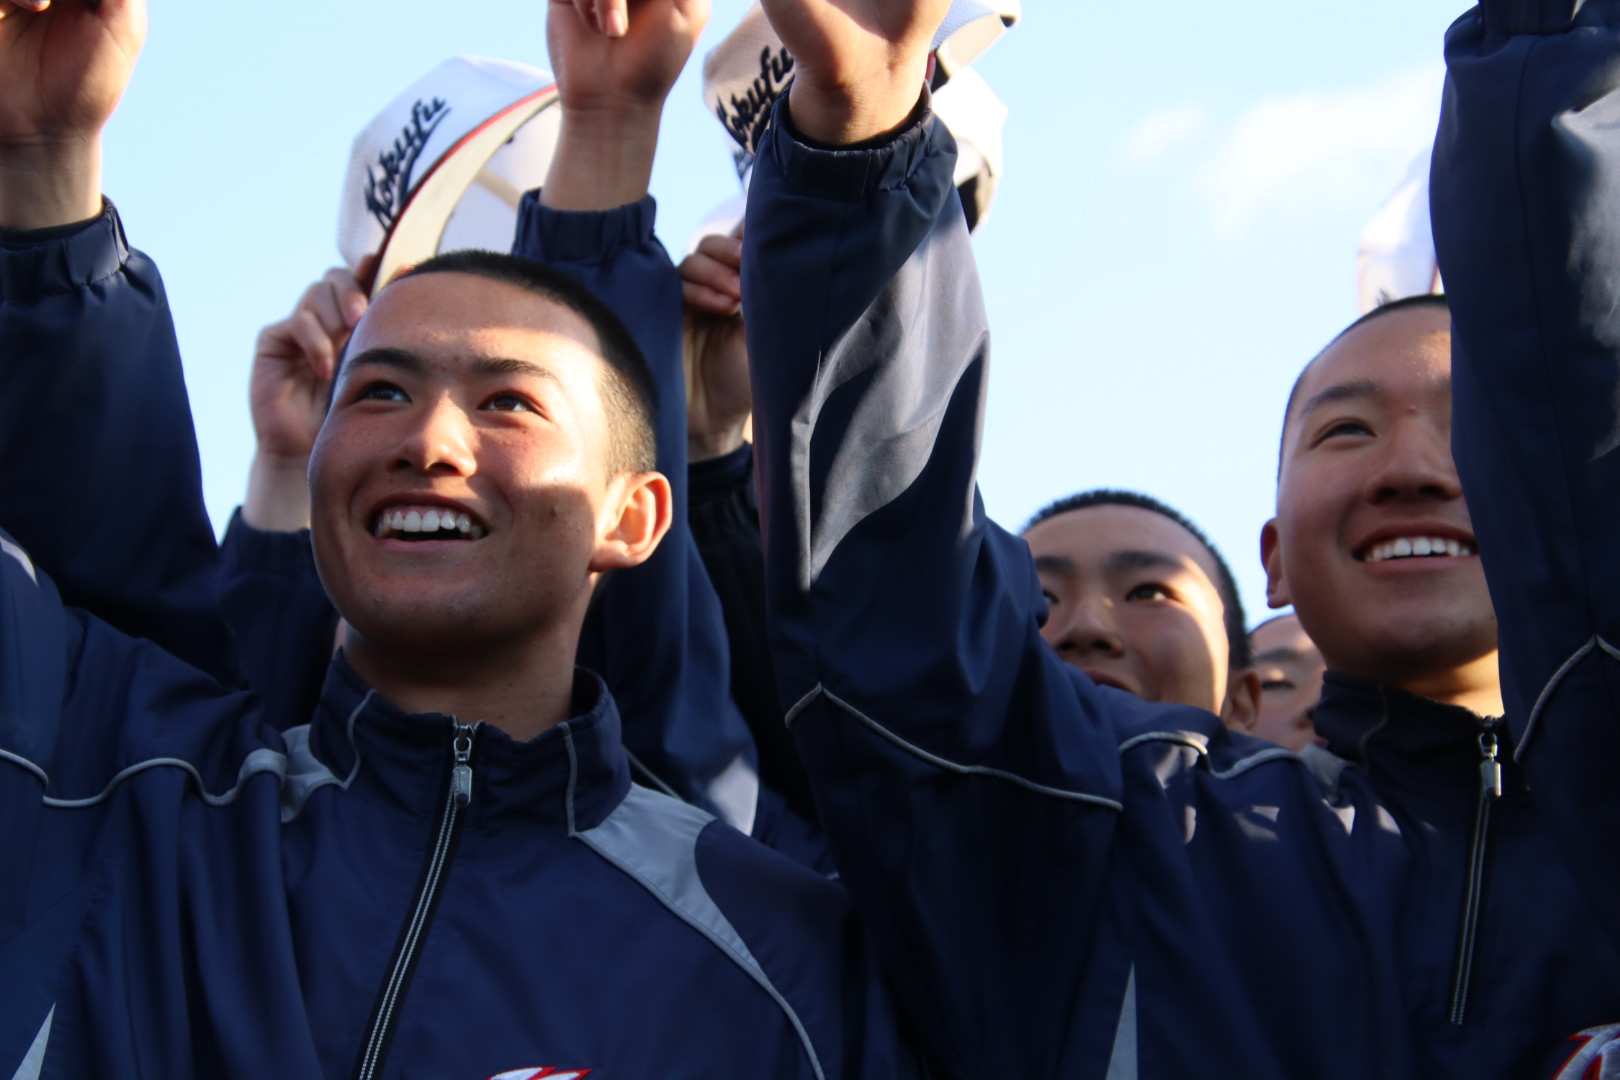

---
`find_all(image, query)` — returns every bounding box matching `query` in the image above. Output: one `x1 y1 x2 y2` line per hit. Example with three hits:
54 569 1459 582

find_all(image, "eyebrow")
1297 377 1382 420
341 348 560 384
1254 647 1304 665
1104 549 1185 576
1034 555 1077 578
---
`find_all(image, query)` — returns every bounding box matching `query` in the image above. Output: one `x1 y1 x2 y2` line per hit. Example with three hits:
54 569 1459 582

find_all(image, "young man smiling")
742 0 1620 1076
0 0 921 1076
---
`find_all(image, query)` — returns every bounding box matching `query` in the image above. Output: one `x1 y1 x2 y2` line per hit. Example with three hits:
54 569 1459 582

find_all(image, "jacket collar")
303 653 632 833
1313 670 1519 794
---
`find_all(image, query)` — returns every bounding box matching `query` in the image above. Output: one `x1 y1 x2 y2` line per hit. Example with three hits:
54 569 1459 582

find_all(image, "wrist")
688 419 750 463
541 106 663 211
243 451 313 532
0 135 102 229
784 60 930 146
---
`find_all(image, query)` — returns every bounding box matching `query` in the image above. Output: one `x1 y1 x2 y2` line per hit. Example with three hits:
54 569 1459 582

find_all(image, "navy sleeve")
218 511 336 729
1432 0 1620 944
743 96 1133 1076
0 203 238 686
690 442 818 825
512 194 764 834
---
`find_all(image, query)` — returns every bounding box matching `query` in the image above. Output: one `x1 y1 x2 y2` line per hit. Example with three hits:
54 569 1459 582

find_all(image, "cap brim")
370 83 560 296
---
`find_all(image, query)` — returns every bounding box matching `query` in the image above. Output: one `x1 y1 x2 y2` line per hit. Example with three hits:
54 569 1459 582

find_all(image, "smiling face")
307 270 664 666
1026 504 1234 714
1263 305 1497 692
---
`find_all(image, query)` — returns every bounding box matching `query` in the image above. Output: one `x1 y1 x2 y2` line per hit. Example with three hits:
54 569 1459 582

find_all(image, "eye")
1261 678 1297 692
1040 588 1060 606
354 381 408 404
1124 582 1172 602
1316 418 1372 442
483 391 537 413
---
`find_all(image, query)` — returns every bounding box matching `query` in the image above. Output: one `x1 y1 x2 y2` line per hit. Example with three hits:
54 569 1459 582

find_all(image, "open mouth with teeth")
372 506 486 541
1358 536 1474 563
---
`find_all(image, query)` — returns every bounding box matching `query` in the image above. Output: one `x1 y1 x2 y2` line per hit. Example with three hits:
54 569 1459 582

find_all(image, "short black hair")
1278 293 1450 472
1023 489 1252 669
396 250 659 474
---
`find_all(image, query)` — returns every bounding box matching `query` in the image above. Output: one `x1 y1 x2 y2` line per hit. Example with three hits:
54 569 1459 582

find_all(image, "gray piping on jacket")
562 723 580 838
786 683 1124 811
1517 636 1607 763
279 690 373 822
0 537 38 585
1298 744 1352 802
8 1005 52 1080
1104 967 1137 1080
624 749 680 799
1 690 373 820
574 785 826 1080
1117 730 1304 781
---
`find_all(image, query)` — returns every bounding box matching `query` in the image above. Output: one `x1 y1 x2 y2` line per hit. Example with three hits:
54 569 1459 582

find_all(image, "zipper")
352 718 479 1080
1448 721 1501 1025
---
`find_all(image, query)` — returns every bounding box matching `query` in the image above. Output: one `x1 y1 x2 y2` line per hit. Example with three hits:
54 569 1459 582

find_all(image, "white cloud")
1173 65 1445 237
1121 104 1210 167
1127 67 1445 238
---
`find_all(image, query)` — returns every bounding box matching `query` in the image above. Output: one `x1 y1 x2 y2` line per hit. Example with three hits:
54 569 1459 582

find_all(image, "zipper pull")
1477 730 1502 800
450 720 477 808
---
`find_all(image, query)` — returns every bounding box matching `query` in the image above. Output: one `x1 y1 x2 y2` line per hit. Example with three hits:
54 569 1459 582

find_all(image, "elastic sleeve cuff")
220 508 320 576
689 442 754 500
0 200 128 302
763 86 950 202
513 193 659 264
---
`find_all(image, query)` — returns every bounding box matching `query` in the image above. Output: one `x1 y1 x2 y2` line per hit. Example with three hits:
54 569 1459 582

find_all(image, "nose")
391 395 476 476
1052 596 1125 658
1363 420 1461 505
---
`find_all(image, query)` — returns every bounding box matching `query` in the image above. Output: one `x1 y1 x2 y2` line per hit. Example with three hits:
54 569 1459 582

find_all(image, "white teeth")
374 505 485 540
1362 535 1477 563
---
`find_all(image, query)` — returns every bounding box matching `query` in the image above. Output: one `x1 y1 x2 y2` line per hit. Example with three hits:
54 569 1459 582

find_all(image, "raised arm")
1431 0 1620 944
743 1 1137 1072
214 267 372 728
0 0 239 684
512 0 769 832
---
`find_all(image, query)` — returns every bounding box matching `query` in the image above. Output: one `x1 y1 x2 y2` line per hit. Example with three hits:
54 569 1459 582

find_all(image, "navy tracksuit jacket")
0 207 913 1076
739 6 1620 1075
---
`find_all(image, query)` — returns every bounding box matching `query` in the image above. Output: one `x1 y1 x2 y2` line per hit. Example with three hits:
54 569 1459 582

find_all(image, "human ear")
589 470 673 572
1220 667 1261 733
1260 519 1291 609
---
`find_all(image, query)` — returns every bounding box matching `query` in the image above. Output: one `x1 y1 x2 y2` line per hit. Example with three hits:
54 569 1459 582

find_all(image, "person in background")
1023 488 1258 731
1248 612 1325 752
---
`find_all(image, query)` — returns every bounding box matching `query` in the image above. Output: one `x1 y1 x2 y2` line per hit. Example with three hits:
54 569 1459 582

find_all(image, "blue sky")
101 0 1464 625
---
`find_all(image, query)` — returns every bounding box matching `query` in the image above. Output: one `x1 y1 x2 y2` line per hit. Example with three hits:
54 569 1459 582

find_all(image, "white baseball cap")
337 56 561 296
701 1 1017 229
